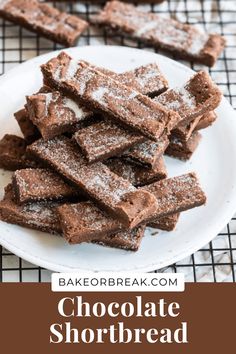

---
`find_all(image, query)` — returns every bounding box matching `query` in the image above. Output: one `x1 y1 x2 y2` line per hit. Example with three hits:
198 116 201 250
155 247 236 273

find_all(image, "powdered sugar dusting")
96 1 213 59
125 135 168 165
29 137 87 179
43 22 57 32
137 68 161 88
188 32 208 55
14 168 75 201
145 173 205 217
0 0 9 10
53 66 62 81
157 85 197 113
44 92 55 115
92 87 109 104
63 97 88 119
77 121 141 157
29 137 140 213
177 87 196 108
95 226 144 250
65 59 80 80
129 91 138 99
92 85 137 105
132 140 165 160
61 202 122 233
21 202 59 229
83 167 136 205
75 120 144 162
136 21 160 36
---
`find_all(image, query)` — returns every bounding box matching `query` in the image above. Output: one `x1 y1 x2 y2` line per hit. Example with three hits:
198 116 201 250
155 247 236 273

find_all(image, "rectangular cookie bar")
92 226 145 252
122 134 169 168
115 62 168 97
45 59 168 97
56 172 206 241
86 61 168 97
57 201 123 244
0 134 38 171
81 71 218 161
57 201 145 250
0 184 61 234
148 213 180 231
26 91 92 140
0 0 88 47
0 185 144 251
105 157 167 187
166 131 202 161
12 168 79 204
14 108 40 144
27 136 159 228
155 71 222 125
26 61 168 143
41 52 180 141
143 172 206 223
92 1 226 67
74 120 145 163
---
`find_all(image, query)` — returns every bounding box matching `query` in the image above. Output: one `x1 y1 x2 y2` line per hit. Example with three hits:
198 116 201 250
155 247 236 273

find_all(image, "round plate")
0 45 236 273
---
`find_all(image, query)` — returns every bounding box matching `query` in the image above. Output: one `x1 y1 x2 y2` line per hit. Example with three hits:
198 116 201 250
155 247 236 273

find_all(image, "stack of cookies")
0 51 222 251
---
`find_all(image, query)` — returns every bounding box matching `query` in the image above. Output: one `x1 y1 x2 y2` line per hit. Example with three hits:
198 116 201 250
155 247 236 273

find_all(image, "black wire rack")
0 0 235 282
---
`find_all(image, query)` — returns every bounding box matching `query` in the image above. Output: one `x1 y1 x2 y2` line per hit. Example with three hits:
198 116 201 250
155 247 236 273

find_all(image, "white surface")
0 45 236 273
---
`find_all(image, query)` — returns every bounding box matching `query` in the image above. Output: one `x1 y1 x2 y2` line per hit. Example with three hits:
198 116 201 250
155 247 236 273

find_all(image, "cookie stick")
74 120 145 163
0 184 145 251
105 157 167 187
148 214 180 231
154 71 222 126
12 168 80 204
100 62 168 97
168 111 217 142
91 1 226 67
56 173 206 242
0 0 88 47
41 52 180 141
122 135 169 169
12 156 166 208
27 136 159 228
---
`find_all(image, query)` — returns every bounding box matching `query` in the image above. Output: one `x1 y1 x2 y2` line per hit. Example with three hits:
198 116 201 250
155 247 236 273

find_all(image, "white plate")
0 45 236 273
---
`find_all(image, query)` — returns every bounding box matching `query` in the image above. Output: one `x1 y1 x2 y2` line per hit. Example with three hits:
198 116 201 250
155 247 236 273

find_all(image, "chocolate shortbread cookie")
0 0 88 46
105 157 167 187
91 1 226 67
28 136 159 228
12 168 79 204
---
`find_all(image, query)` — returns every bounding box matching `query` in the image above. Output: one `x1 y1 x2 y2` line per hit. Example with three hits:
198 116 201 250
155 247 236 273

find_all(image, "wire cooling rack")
0 0 235 282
